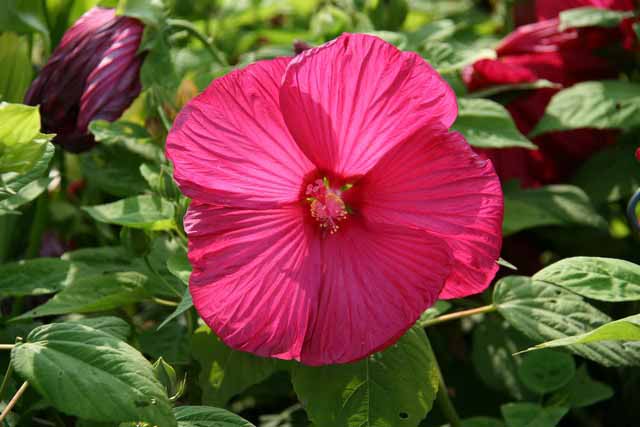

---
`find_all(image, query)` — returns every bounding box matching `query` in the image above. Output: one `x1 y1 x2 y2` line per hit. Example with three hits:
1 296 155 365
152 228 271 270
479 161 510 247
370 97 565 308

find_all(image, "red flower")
463 3 632 186
167 34 503 365
24 7 144 152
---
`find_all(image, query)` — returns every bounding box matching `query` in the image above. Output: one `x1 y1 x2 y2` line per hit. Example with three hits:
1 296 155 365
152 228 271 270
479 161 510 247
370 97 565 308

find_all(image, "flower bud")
24 7 144 152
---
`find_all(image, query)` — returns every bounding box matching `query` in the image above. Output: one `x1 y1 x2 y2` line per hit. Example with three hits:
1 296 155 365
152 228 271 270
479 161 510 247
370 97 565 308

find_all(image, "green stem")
143 256 182 298
0 361 14 401
423 304 496 327
156 105 172 133
428 343 461 427
167 19 229 66
25 192 49 259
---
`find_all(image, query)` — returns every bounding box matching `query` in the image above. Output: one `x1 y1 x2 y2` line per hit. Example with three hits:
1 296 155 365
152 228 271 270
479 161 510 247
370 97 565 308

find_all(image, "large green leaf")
503 184 606 235
0 103 54 174
548 365 613 409
500 403 567 427
66 316 131 341
522 314 640 352
516 350 575 394
117 0 166 27
0 176 50 213
572 142 640 204
158 288 193 330
533 257 640 302
291 327 439 427
83 195 176 231
174 406 255 427
559 7 634 30
15 272 151 319
0 257 89 298
11 322 176 426
452 98 536 149
0 33 32 103
1 140 54 196
493 276 640 366
531 81 640 136
191 326 282 406
420 39 495 74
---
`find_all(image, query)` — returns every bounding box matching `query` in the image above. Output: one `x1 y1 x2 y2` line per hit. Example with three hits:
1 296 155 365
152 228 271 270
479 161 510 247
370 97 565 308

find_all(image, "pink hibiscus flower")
167 34 503 365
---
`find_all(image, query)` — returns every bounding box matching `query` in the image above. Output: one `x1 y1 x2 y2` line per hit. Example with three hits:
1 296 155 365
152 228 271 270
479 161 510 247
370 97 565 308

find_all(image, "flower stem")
0 344 15 351
0 381 29 422
167 19 229 66
426 336 461 427
0 361 14 401
423 304 496 327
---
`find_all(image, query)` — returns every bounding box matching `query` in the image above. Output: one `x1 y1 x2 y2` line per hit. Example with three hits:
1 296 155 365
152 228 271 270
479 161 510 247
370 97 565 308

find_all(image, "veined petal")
166 58 315 209
358 126 503 299
279 33 457 177
187 202 321 361
300 221 451 365
186 203 451 365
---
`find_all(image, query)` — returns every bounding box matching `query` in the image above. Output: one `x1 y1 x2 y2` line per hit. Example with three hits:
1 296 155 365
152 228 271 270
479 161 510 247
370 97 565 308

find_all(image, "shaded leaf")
500 403 568 427
516 350 575 394
559 7 633 30
174 406 255 427
0 257 88 298
0 33 32 103
548 365 614 409
83 195 176 231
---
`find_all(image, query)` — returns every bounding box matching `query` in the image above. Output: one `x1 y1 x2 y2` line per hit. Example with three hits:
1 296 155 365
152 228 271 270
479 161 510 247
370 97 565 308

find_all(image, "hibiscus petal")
300 221 451 365
279 33 457 177
358 126 503 299
166 58 315 209
187 202 451 365
187 202 321 361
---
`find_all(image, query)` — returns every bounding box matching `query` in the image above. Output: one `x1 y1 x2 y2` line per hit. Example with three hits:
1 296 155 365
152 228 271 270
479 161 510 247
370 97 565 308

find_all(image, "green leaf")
471 317 532 400
493 276 640 366
66 316 131 341
421 39 495 74
167 247 191 285
83 195 176 231
533 257 640 302
15 272 151 319
0 33 32 103
417 300 452 327
0 176 50 213
116 0 166 27
500 403 568 427
0 257 89 298
291 327 439 427
467 80 560 99
11 322 176 426
0 0 50 47
158 288 193 330
139 321 190 365
503 184 606 235
89 120 162 161
191 326 281 406
523 314 640 352
517 350 575 394
452 99 536 149
1 140 54 195
531 81 640 136
174 406 255 427
572 141 640 204
548 365 613 409
0 103 54 174
559 7 633 30
461 417 505 427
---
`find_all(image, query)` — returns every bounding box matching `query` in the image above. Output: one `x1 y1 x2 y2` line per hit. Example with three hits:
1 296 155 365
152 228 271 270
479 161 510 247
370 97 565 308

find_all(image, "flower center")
306 177 350 234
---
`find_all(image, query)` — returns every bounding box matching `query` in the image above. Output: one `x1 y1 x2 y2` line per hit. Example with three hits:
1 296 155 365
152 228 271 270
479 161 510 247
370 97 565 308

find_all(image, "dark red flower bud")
25 7 144 152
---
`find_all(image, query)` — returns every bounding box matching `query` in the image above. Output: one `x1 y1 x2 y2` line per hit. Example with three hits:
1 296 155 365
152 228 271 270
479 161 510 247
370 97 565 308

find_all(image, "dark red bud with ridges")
24 7 144 152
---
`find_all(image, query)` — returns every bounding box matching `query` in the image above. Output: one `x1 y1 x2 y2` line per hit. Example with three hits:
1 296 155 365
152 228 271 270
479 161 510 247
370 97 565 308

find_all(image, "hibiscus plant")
0 0 639 426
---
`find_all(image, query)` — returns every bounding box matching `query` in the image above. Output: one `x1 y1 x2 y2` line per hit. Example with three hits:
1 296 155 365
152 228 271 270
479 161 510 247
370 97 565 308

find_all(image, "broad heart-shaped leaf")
15 272 151 319
533 257 640 302
191 326 282 406
500 403 568 427
559 7 633 30
572 141 640 204
548 365 613 409
522 314 640 352
66 316 131 341
83 195 176 231
471 317 532 400
516 350 575 394
530 81 640 136
452 98 536 149
11 322 176 426
174 406 255 427
0 103 54 174
0 33 32 103
1 140 54 196
0 176 50 213
493 276 640 366
291 327 439 427
502 184 606 236
0 257 90 298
